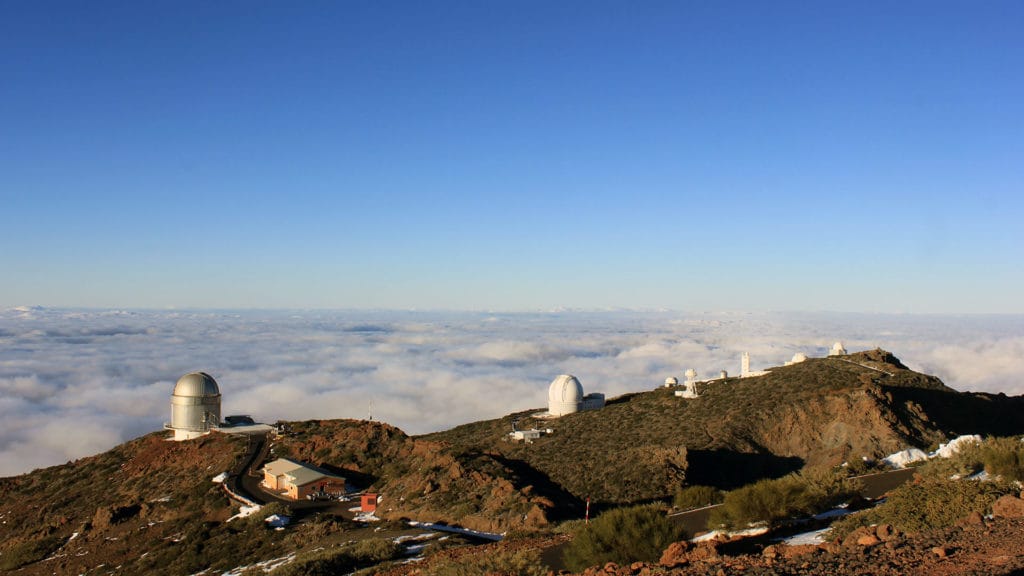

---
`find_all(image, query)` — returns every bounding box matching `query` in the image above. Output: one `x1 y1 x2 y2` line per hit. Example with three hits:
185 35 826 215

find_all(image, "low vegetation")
709 468 861 530
829 475 1010 538
981 436 1024 481
421 548 548 576
0 535 64 571
562 504 682 572
673 484 723 510
271 539 400 576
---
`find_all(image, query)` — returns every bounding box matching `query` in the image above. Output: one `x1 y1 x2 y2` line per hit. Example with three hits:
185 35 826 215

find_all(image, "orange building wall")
290 478 345 500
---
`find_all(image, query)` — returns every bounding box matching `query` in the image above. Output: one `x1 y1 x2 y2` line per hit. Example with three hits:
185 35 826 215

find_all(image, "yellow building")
261 458 346 500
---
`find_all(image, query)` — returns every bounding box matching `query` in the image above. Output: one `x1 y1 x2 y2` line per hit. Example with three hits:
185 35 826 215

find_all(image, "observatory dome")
173 372 221 397
791 352 808 364
664 376 678 387
548 374 584 416
168 372 222 441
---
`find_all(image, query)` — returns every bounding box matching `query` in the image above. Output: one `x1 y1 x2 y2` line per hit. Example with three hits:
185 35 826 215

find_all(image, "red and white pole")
585 497 590 524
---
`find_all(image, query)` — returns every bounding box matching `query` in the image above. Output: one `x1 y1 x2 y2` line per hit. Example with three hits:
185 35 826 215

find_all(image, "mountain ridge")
2 348 1022 574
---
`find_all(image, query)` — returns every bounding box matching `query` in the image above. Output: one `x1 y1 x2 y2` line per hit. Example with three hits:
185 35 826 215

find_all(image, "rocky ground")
571 495 1024 576
382 494 1024 576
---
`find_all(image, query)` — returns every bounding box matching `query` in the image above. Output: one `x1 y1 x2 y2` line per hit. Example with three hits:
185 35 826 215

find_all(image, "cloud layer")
1 308 1022 476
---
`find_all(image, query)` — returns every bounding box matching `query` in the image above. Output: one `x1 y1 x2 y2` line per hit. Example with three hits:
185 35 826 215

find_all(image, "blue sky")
2 1 1022 312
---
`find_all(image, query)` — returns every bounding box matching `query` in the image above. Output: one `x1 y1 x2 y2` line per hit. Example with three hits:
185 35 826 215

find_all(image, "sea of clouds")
1 307 1022 477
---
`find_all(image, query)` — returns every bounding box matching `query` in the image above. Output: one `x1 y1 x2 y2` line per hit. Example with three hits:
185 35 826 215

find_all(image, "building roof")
263 458 304 477
173 372 221 398
263 458 344 488
285 466 345 488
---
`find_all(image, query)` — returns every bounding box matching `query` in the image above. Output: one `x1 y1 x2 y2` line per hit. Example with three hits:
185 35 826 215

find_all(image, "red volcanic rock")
992 495 1024 519
659 541 691 567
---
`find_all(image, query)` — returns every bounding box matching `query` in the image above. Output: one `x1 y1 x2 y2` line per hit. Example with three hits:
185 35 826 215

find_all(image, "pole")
585 497 590 524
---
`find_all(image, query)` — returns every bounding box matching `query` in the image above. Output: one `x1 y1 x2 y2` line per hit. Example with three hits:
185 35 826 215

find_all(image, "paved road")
857 467 916 499
667 467 919 534
224 432 267 505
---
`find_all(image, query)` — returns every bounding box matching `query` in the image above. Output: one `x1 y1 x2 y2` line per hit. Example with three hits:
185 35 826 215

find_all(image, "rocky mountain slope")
0 432 248 574
2 348 1022 575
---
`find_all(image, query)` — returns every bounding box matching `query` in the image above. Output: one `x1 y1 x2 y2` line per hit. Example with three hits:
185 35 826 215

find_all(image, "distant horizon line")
4 304 1023 317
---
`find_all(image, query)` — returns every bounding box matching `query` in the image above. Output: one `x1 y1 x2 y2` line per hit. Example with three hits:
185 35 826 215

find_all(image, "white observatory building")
547 374 605 417
166 372 222 441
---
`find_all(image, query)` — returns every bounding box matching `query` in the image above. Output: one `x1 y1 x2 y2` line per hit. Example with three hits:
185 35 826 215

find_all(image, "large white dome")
548 374 583 416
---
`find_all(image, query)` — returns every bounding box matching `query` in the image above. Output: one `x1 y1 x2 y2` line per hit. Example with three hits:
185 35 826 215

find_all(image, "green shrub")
981 437 1024 481
0 535 64 570
708 468 859 530
552 518 586 534
829 476 1009 538
562 504 681 572
673 485 722 510
424 548 548 576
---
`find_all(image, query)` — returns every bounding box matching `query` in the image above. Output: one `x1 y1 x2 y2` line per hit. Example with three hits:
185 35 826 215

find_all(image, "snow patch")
226 504 262 522
812 506 851 521
884 435 984 470
264 514 290 528
968 469 991 481
780 527 830 546
691 525 769 543
882 448 929 469
931 435 982 459
407 521 503 541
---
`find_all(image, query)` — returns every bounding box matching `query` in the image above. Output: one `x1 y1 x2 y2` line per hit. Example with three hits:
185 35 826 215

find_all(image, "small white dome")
173 372 220 397
664 377 679 386
829 342 847 356
791 352 807 363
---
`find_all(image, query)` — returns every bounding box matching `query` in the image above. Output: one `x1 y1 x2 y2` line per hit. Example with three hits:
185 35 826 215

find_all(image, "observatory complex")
165 372 222 441
546 374 605 417
669 340 852 398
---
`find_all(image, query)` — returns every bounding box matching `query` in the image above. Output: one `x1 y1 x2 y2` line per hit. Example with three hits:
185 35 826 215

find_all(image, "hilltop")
422 349 1024 506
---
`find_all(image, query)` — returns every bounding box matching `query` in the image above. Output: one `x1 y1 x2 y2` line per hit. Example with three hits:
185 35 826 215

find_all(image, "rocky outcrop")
992 494 1024 518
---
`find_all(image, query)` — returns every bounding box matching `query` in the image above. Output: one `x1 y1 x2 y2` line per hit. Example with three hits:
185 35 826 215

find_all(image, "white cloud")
0 307 1021 476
